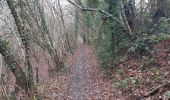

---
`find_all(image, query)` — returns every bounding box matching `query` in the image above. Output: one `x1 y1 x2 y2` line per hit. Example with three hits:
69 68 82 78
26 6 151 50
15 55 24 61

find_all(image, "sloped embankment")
111 39 170 99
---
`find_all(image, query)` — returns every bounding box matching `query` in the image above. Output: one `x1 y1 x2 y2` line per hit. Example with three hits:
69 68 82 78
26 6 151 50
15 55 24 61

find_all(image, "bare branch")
67 0 112 17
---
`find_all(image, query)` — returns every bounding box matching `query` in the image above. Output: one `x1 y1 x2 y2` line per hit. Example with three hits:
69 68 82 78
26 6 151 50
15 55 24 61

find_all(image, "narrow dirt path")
68 45 87 99
67 44 118 100
44 44 120 100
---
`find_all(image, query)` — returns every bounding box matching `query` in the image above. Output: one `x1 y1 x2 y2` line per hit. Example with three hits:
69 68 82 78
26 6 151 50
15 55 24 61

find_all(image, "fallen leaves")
42 39 170 100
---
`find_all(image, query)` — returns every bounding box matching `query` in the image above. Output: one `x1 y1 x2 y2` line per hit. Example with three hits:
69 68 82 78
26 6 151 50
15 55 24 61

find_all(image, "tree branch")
67 0 113 18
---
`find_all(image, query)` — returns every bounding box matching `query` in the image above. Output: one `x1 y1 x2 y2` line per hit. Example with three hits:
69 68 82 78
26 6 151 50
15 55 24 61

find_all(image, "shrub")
128 33 170 56
151 17 170 34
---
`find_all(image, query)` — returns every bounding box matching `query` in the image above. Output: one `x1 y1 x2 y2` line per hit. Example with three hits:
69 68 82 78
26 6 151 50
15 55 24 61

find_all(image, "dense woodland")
0 0 170 99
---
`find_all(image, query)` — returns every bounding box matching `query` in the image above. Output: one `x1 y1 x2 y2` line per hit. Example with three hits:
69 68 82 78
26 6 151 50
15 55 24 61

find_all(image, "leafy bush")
97 33 112 68
151 17 170 34
128 33 170 56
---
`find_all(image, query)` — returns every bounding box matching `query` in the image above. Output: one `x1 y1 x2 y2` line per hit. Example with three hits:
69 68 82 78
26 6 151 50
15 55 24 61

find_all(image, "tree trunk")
7 0 33 94
0 38 28 92
34 0 60 68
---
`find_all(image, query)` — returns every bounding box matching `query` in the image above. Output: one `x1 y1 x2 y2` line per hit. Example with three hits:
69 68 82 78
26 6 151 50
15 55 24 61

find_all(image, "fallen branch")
67 0 112 18
142 82 170 98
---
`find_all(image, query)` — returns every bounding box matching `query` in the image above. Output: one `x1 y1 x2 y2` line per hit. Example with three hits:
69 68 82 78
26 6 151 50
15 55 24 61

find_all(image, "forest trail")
67 44 117 100
68 44 87 99
45 44 121 100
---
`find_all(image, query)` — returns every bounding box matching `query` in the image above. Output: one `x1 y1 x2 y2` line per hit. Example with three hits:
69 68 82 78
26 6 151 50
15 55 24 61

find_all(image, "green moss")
0 37 17 69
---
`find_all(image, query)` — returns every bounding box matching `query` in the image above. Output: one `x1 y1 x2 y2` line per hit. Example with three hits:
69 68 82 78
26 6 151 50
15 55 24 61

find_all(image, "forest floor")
44 39 170 100
44 44 123 100
110 39 170 100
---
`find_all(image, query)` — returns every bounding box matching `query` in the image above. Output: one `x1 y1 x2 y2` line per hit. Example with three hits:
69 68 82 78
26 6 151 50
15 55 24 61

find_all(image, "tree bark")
7 0 33 93
0 38 28 92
